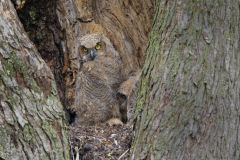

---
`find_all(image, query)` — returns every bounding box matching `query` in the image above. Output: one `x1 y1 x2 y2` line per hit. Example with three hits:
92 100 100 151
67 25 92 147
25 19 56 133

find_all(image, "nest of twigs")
70 123 133 160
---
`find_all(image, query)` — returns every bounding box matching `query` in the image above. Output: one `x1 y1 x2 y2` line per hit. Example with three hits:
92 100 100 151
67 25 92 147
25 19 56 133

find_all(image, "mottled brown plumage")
73 34 125 125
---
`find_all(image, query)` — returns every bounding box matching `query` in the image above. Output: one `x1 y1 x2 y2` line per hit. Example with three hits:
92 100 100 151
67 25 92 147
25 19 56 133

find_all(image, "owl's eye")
95 43 101 50
82 47 88 52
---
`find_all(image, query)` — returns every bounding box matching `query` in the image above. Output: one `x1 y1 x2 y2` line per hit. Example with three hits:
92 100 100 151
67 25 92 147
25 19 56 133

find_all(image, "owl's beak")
88 48 97 60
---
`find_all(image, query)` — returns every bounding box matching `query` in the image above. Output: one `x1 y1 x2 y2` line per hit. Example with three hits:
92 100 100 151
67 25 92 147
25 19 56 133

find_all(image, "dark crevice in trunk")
67 109 77 125
12 0 71 123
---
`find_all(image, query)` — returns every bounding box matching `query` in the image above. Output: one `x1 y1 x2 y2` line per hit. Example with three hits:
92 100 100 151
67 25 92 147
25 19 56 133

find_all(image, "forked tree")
1 0 239 159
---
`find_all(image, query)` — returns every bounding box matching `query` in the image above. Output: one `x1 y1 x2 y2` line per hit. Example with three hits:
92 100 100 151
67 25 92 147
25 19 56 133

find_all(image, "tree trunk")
0 0 69 159
131 0 240 159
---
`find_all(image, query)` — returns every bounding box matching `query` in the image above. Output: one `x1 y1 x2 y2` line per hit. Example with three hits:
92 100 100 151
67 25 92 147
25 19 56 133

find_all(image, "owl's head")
79 33 118 62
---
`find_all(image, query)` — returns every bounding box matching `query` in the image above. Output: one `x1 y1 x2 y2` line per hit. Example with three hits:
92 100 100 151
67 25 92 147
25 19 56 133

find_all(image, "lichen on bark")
131 0 240 159
0 0 69 159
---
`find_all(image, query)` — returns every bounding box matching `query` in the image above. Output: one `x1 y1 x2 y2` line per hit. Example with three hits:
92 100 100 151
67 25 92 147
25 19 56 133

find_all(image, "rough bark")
132 0 240 159
59 0 154 74
13 0 66 103
0 0 69 159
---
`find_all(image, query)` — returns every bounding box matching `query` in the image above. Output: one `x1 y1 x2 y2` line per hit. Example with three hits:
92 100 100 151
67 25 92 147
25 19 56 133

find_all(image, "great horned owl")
73 33 127 126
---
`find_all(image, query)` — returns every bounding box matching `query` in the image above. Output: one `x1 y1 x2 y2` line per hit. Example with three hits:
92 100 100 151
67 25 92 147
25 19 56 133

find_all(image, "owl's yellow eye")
95 43 101 50
83 47 87 52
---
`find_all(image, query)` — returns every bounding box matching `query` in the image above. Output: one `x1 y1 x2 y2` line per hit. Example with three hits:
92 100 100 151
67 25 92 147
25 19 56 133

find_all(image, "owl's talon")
107 118 123 126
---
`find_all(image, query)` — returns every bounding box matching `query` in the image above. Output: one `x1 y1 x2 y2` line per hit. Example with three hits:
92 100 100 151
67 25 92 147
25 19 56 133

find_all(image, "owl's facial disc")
81 46 97 62
80 41 105 62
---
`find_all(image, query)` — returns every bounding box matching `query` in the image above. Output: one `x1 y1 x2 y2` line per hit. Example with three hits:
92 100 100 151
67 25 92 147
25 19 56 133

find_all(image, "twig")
75 146 79 160
70 138 75 160
118 149 129 160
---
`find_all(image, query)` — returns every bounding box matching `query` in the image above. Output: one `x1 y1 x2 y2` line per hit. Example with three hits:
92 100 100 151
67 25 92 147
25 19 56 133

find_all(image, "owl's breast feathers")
73 60 122 124
81 57 123 86
76 58 123 106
